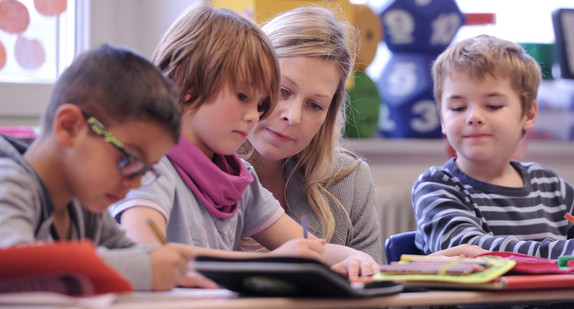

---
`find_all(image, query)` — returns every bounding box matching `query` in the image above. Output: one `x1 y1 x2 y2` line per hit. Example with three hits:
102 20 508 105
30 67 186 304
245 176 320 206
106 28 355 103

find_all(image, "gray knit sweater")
283 152 383 263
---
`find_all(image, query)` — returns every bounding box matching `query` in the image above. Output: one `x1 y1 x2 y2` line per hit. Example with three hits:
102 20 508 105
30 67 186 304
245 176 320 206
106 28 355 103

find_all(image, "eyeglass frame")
81 111 160 186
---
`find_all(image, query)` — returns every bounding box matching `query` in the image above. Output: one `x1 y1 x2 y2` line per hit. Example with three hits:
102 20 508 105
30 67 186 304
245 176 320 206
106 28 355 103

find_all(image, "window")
0 0 87 125
0 0 85 83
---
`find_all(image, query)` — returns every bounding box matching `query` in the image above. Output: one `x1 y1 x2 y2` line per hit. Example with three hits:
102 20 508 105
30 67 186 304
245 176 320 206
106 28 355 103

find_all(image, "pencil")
147 218 167 245
301 215 308 239
565 213 574 225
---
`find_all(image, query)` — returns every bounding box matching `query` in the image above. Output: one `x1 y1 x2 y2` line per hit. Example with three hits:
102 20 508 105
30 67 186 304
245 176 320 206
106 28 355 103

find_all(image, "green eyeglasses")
82 111 159 186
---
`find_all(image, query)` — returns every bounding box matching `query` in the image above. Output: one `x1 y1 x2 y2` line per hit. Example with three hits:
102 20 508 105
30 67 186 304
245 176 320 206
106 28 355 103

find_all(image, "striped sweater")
412 158 574 259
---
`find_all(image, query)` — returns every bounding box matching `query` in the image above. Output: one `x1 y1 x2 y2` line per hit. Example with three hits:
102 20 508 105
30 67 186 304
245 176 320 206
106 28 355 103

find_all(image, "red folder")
403 273 574 290
501 274 574 290
0 240 132 295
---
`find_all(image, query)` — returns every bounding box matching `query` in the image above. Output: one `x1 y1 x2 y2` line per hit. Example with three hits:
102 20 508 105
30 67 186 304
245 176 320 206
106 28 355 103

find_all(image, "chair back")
384 231 423 264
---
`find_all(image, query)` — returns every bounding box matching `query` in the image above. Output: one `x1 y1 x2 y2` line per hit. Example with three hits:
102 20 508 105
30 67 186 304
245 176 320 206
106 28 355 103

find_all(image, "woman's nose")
280 99 302 125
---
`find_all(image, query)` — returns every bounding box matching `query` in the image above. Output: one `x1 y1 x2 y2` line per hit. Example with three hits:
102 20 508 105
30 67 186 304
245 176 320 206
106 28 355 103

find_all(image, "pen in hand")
147 218 167 245
301 215 308 239
565 213 574 225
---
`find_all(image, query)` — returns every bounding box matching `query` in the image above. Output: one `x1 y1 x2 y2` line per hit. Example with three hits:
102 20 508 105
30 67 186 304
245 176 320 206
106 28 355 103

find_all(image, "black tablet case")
192 256 403 298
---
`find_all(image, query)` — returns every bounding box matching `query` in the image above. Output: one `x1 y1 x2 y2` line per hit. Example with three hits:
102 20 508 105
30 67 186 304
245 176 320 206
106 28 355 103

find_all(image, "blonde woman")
239 6 383 262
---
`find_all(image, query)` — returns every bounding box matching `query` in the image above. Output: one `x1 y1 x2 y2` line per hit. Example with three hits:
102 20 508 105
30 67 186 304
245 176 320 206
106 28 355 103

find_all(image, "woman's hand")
268 238 326 263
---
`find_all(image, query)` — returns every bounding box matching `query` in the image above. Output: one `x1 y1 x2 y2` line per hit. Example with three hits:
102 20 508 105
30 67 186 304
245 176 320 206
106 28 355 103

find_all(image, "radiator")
375 183 417 264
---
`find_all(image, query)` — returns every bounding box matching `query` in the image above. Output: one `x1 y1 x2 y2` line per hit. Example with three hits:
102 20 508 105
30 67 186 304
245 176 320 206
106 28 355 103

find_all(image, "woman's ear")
53 104 85 147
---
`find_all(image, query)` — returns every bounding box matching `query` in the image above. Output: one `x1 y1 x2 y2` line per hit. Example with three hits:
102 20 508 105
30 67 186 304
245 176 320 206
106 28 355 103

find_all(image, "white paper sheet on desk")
119 288 237 302
113 288 237 306
166 288 237 297
0 292 117 307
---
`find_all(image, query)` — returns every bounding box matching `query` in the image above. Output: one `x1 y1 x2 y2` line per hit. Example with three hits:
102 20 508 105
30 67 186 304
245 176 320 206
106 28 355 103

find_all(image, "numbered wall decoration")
380 0 464 53
376 0 464 138
377 53 442 138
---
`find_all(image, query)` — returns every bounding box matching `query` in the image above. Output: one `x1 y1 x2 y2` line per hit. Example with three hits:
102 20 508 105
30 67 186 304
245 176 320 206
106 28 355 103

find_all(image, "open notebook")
191 256 403 298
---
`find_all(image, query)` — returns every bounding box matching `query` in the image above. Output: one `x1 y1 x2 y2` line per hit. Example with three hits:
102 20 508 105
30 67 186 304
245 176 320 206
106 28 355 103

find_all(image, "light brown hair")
152 3 280 119
432 34 541 117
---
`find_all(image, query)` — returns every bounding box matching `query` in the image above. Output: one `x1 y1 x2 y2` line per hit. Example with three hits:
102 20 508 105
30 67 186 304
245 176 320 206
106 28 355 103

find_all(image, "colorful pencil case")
374 255 516 284
379 259 488 275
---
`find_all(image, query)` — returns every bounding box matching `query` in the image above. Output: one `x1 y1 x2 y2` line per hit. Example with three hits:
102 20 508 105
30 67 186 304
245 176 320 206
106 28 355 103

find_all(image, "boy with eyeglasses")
0 44 203 291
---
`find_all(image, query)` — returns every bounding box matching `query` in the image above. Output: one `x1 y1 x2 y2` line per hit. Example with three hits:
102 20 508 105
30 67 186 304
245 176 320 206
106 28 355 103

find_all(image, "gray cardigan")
0 135 152 290
283 152 383 263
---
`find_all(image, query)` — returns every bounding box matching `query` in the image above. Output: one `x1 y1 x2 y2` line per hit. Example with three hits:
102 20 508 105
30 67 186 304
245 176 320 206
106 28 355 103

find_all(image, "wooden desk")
107 288 574 309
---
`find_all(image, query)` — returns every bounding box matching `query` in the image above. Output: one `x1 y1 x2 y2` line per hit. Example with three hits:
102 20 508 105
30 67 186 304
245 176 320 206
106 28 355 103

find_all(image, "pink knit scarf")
166 135 253 219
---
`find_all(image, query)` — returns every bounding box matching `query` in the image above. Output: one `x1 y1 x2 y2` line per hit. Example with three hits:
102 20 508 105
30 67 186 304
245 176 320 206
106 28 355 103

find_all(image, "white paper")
0 292 117 307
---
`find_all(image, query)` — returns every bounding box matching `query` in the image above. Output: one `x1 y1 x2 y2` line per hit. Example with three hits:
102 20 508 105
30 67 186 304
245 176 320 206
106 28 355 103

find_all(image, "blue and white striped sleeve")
412 166 574 259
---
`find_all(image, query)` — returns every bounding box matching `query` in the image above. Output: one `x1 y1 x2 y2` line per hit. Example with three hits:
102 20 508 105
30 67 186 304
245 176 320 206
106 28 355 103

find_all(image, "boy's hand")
268 238 326 263
330 252 380 279
179 271 220 289
148 243 194 291
430 244 488 258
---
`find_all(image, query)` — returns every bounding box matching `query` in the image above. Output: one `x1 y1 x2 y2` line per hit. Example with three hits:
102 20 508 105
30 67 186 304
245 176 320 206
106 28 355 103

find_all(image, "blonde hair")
240 6 358 243
152 3 280 119
432 34 541 116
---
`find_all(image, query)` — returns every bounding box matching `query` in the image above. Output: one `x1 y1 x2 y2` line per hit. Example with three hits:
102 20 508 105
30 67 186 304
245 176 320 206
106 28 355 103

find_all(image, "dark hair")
42 44 181 142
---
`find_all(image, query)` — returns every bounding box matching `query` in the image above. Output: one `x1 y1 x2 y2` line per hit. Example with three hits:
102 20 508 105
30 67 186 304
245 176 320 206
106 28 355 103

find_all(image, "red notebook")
501 274 574 290
0 240 132 295
403 274 574 290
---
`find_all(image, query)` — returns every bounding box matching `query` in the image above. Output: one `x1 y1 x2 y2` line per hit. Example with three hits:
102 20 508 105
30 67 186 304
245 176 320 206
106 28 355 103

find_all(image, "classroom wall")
89 0 197 59
0 0 197 127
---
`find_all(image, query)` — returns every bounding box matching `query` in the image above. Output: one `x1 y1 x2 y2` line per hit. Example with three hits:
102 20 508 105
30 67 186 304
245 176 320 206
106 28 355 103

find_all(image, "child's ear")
53 104 85 147
522 100 538 131
439 111 447 135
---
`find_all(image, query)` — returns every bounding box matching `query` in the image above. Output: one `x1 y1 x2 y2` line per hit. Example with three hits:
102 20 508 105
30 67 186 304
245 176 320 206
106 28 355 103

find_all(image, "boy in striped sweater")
413 34 574 259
